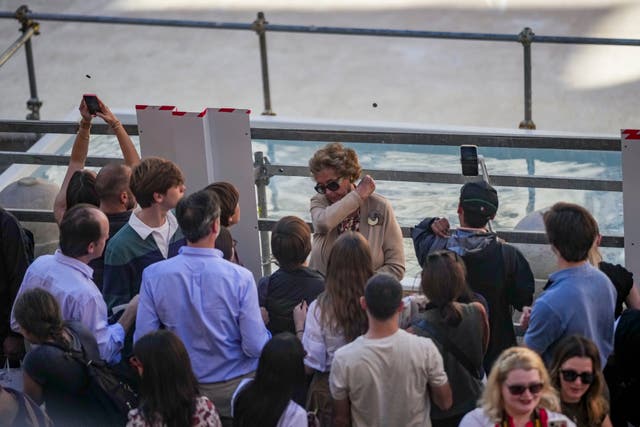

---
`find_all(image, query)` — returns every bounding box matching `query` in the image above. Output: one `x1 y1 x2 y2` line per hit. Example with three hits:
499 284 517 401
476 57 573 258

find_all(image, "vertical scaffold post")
518 27 535 130
16 5 42 121
253 12 276 116
254 151 272 276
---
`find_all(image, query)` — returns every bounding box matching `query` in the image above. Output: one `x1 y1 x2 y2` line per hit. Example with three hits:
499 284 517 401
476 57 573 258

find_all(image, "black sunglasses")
560 369 594 384
314 178 342 194
506 382 544 395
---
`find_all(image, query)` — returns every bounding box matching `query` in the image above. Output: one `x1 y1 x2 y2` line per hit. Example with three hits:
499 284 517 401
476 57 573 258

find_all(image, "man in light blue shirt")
135 189 271 423
10 205 139 364
524 202 616 365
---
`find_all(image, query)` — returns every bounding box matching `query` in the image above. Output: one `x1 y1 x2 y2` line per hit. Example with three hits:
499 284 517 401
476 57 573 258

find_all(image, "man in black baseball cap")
411 180 534 371
459 181 499 225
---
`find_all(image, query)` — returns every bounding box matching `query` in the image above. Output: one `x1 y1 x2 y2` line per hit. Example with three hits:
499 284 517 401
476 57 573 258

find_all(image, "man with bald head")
90 162 136 290
10 204 138 364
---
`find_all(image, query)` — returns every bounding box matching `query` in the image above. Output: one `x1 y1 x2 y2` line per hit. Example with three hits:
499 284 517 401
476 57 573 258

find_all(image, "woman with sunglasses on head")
549 335 612 427
411 250 489 427
300 231 374 426
308 142 405 280
460 347 575 427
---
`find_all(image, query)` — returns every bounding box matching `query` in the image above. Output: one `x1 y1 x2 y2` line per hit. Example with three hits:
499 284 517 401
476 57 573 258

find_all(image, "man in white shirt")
10 204 138 364
330 273 452 427
102 157 186 311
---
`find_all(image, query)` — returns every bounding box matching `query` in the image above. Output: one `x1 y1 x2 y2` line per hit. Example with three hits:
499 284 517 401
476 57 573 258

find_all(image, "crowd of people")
0 99 639 427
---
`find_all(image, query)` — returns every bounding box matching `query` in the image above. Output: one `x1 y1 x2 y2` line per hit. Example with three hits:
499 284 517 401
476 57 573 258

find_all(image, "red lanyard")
496 408 548 427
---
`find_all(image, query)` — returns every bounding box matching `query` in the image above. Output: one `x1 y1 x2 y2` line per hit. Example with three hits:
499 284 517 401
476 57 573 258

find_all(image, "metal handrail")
2 7 640 123
0 120 621 151
0 118 625 253
5 209 624 249
2 10 640 45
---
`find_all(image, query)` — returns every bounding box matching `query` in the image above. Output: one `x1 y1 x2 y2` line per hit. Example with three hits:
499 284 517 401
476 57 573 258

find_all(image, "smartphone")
548 421 568 427
83 94 101 115
460 145 479 176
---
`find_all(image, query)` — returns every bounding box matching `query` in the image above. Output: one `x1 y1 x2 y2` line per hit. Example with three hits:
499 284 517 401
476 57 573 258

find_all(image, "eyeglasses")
560 369 594 384
506 382 544 395
314 178 343 194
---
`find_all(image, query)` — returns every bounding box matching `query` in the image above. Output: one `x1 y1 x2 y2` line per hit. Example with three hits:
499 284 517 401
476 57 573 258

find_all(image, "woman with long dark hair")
127 330 221 427
411 250 489 427
14 287 117 426
549 335 612 427
300 231 374 425
232 333 307 427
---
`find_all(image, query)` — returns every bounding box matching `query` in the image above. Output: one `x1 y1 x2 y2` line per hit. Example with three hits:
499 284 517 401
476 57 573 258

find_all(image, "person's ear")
457 204 463 215
359 296 367 311
86 241 96 255
119 191 128 206
595 234 602 247
396 299 405 313
152 191 163 204
212 217 220 235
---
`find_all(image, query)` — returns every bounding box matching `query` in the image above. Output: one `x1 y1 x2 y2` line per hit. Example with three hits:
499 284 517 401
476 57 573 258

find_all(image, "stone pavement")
0 0 639 134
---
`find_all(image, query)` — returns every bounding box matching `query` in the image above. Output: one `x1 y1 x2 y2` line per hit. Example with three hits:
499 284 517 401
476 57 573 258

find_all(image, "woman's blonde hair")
308 142 362 184
317 232 373 342
480 347 560 422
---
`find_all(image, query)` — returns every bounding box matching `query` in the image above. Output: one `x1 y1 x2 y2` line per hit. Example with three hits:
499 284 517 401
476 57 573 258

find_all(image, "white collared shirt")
128 209 179 259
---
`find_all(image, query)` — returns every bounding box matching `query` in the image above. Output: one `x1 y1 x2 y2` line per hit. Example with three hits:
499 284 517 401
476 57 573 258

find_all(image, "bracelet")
296 329 304 334
110 120 122 131
79 119 92 130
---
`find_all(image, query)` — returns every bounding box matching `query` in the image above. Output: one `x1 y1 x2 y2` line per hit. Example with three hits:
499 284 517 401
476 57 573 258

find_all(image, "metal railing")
0 118 624 277
2 6 640 127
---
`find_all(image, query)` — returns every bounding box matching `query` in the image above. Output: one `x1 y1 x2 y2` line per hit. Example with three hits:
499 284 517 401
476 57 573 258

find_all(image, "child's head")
271 216 311 271
544 202 599 262
204 182 240 227
130 157 185 209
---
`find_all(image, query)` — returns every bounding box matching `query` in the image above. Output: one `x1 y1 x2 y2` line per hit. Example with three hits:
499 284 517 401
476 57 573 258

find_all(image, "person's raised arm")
53 99 92 224
95 97 140 167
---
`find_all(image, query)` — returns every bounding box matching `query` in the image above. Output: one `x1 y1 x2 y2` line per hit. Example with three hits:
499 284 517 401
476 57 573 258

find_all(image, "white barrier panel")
135 105 177 159
202 108 261 281
135 105 261 281
622 129 640 278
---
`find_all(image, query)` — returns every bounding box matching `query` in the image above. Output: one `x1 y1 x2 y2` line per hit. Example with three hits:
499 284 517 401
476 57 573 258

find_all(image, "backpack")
41 341 139 426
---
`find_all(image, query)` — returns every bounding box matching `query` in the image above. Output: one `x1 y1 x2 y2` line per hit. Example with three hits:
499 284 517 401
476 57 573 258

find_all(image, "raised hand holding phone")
83 94 101 115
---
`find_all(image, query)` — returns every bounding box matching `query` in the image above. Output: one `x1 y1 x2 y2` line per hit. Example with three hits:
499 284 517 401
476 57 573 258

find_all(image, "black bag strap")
415 320 484 380
39 340 98 390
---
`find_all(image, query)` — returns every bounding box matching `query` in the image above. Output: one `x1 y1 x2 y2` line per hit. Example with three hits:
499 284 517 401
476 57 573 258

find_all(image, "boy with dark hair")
103 157 186 311
258 216 324 335
524 202 616 365
412 181 534 370
330 274 452 427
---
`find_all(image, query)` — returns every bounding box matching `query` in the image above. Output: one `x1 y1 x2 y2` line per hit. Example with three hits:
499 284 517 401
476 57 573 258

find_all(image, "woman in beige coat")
308 142 405 280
